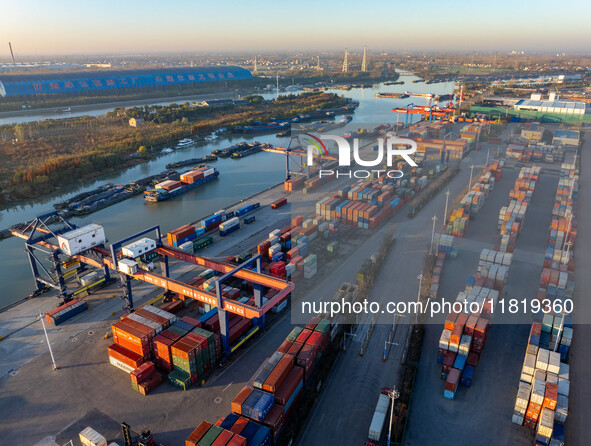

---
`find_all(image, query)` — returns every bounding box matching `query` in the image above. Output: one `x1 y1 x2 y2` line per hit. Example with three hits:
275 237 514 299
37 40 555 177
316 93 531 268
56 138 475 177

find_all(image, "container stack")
185 421 248 446
167 224 198 247
45 299 88 325
187 317 333 446
284 176 304 191
107 304 229 394
510 161 577 445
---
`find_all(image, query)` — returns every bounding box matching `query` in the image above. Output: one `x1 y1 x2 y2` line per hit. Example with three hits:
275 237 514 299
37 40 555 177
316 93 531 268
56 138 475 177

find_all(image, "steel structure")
261 135 339 180
12 215 294 356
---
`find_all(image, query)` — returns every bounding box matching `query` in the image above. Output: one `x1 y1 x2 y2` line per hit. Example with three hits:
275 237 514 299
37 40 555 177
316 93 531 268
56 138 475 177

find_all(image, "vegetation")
0 92 350 206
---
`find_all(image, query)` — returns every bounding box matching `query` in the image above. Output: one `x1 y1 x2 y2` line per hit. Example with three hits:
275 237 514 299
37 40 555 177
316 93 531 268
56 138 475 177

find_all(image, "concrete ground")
404 168 558 446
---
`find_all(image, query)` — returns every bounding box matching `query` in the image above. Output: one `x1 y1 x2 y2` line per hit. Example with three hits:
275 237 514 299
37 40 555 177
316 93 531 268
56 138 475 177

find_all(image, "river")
0 73 455 308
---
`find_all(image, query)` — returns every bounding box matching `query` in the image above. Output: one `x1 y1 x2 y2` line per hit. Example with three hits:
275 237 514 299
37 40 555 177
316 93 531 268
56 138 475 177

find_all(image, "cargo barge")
166 154 217 169
144 166 219 202
213 142 271 158
374 92 409 99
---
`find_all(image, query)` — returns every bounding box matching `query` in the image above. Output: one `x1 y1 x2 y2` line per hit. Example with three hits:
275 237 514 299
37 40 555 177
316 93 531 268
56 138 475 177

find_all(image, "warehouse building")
0 66 252 98
514 93 586 116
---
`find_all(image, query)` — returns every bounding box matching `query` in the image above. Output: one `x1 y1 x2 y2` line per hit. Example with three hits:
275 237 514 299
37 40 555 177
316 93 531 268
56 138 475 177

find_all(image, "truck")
368 392 390 441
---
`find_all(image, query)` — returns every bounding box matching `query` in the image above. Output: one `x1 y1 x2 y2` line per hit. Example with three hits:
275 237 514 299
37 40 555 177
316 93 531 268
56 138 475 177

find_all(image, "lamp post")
443 190 450 225
39 314 58 370
415 273 423 325
386 387 400 446
469 165 475 189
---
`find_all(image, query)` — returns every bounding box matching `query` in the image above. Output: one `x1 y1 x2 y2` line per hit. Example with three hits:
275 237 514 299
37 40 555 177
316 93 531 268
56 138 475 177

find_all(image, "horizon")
3 0 591 56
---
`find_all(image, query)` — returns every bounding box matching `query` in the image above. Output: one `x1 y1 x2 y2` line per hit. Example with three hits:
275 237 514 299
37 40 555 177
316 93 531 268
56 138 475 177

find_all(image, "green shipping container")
198 425 223 446
193 236 214 252
168 369 192 390
286 326 303 341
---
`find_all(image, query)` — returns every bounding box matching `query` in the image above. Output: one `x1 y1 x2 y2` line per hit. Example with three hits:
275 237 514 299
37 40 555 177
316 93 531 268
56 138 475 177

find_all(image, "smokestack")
8 42 15 64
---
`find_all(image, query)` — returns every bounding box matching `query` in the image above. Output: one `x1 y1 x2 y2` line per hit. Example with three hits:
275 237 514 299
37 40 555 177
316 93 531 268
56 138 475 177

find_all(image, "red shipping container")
263 355 295 392
181 316 201 329
442 351 457 374
526 401 541 421
305 331 323 354
131 361 156 384
186 421 212 446
277 339 293 354
464 315 478 336
296 328 313 344
291 216 303 227
211 430 234 446
543 382 558 410
271 197 288 209
138 371 163 396
474 318 489 340
160 328 183 343
108 343 145 369
466 351 479 367
263 405 285 440
450 325 463 345
232 386 253 415
229 416 250 435
287 341 303 357
226 435 247 446
161 300 183 314
445 368 460 392
274 365 304 405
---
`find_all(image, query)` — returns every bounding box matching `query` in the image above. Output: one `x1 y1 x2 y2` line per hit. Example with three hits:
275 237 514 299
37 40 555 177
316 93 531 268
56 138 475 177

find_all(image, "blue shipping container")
250 424 272 446
220 224 240 237
252 392 274 421
244 215 256 224
172 232 197 247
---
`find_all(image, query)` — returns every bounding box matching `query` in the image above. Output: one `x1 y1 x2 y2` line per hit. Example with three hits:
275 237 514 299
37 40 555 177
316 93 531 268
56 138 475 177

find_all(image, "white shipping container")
220 217 240 231
515 382 531 409
179 241 194 253
536 407 554 439
58 224 106 256
531 379 546 405
459 334 472 356
546 373 558 385
269 229 281 239
143 304 176 323
118 258 138 275
79 427 108 446
439 329 451 350
368 411 387 441
536 348 549 371
202 168 215 177
511 414 524 425
109 355 134 374
548 351 561 375
561 326 573 346
522 352 536 376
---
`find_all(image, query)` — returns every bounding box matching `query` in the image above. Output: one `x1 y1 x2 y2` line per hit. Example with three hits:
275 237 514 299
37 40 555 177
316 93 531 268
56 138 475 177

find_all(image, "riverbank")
0 92 351 206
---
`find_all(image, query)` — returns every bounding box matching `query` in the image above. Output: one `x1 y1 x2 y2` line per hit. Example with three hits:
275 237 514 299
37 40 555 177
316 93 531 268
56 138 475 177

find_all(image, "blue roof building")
0 66 252 98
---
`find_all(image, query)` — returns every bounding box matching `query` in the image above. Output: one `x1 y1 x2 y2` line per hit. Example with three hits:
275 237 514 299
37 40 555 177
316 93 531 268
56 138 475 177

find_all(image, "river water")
0 73 455 307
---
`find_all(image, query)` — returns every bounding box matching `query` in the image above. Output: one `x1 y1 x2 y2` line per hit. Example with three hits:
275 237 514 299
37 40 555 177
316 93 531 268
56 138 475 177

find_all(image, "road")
566 128 590 445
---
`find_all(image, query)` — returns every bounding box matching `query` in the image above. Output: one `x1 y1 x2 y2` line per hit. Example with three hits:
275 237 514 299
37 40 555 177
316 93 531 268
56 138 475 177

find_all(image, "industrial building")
520 123 545 142
0 66 252 98
553 129 580 146
514 93 586 116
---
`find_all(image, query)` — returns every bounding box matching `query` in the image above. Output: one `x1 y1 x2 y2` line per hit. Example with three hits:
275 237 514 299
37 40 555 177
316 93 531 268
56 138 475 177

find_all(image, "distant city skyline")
3 0 591 56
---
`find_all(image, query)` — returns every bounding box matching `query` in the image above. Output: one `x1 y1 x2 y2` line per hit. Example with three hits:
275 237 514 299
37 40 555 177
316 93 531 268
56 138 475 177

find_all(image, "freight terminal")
0 82 587 446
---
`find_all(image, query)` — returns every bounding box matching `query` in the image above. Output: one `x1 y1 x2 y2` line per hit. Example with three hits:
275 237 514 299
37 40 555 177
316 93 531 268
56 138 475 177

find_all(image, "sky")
3 0 591 56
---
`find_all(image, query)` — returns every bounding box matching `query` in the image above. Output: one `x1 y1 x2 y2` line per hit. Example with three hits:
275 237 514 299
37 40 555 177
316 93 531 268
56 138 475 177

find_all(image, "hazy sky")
3 0 591 56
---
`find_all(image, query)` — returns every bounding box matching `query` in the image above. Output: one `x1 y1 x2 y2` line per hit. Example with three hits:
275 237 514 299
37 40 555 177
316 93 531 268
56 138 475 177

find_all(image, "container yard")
0 66 588 446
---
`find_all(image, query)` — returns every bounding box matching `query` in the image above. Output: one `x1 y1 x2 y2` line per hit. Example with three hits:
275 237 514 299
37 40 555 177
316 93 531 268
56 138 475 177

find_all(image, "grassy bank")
0 92 350 206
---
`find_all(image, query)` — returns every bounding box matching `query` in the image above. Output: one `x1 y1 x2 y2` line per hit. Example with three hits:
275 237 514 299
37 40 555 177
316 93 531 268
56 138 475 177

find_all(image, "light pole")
443 190 450 225
565 241 573 260
561 214 573 251
468 165 475 189
416 273 423 325
39 314 58 370
486 146 490 166
430 215 438 253
553 313 565 352
387 387 400 446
